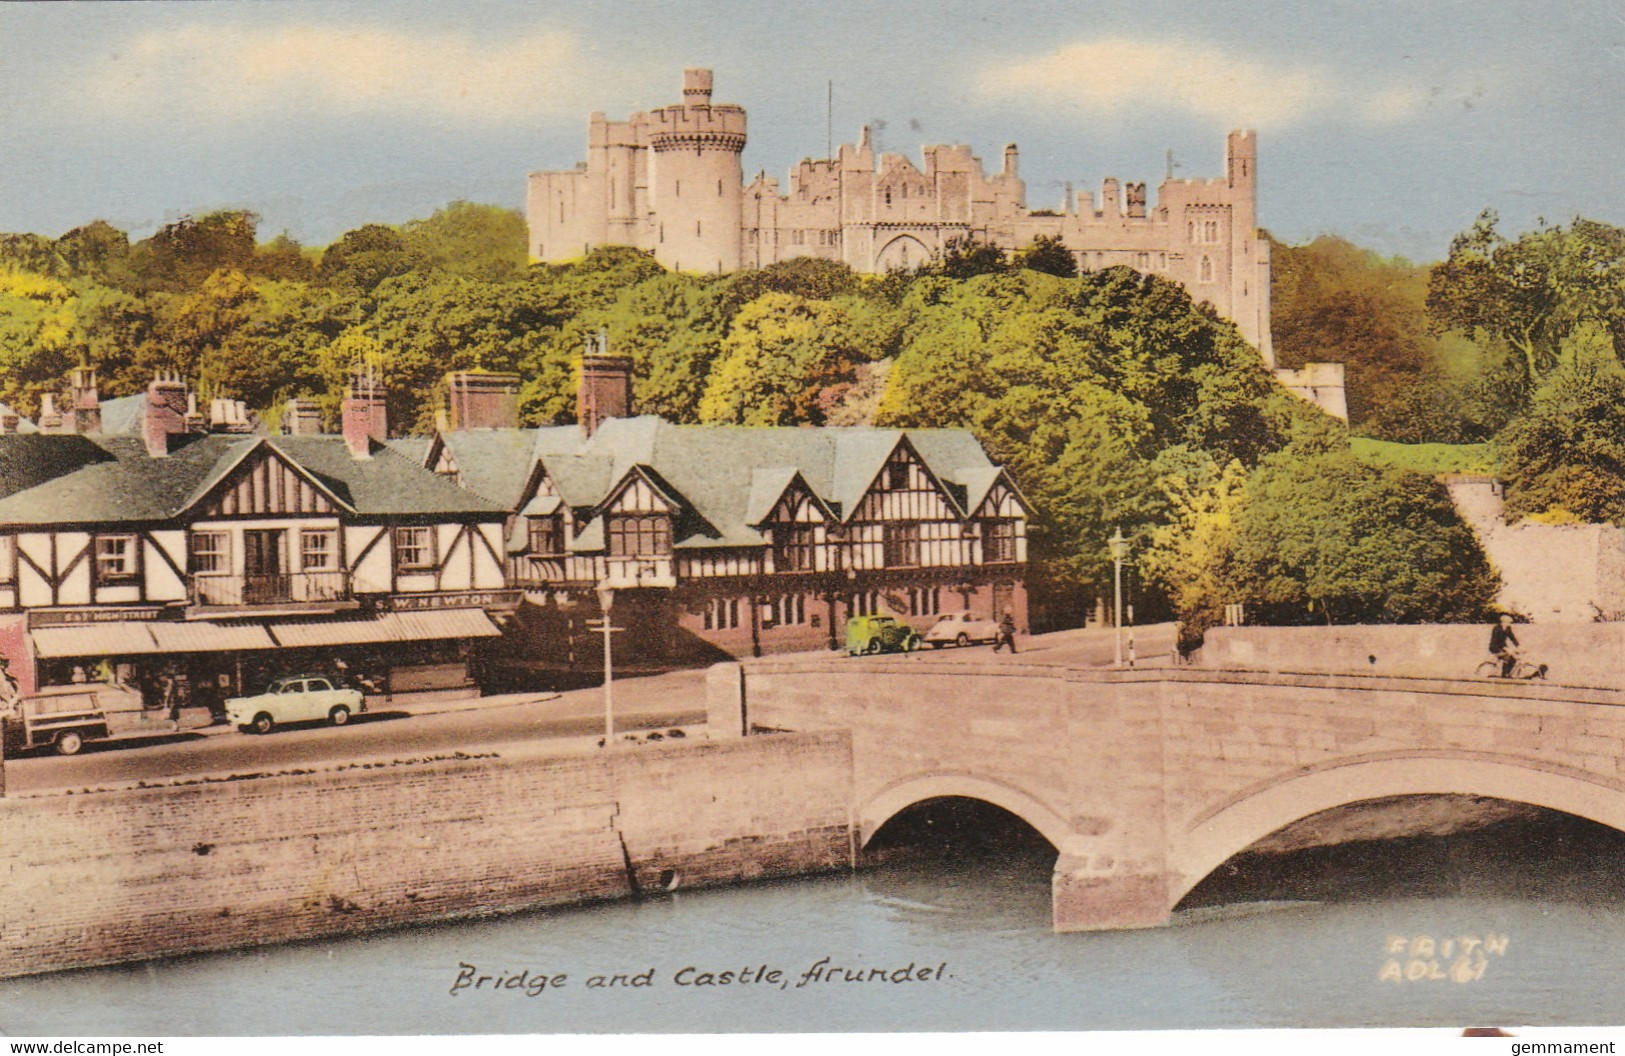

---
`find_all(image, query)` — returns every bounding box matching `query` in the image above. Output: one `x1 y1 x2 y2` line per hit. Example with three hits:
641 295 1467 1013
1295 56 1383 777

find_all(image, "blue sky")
2 0 1620 262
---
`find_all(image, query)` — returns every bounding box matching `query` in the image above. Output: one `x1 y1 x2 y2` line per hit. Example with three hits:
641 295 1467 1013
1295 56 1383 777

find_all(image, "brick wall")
0 732 852 979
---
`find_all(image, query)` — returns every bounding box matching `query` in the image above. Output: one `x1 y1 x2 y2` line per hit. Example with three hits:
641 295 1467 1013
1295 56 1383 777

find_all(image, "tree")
1496 327 1625 525
698 292 866 425
122 211 259 293
55 221 131 283
1015 235 1078 278
250 233 317 283
1427 211 1625 389
317 224 423 292
403 201 529 283
922 236 1007 279
1227 448 1498 624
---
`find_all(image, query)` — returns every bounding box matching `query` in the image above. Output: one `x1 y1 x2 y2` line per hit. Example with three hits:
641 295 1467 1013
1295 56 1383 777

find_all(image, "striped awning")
30 622 165 658
269 608 501 648
147 622 277 653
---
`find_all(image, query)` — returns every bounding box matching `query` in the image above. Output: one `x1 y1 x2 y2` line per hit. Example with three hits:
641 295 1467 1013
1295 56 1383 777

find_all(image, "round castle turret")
646 68 746 273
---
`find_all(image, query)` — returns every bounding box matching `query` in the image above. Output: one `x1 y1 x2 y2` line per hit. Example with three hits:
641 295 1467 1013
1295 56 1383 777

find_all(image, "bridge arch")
1168 753 1625 907
859 773 1075 853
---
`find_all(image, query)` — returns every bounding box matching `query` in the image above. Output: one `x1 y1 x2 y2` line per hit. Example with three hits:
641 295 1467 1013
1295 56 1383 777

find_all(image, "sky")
2 0 1621 263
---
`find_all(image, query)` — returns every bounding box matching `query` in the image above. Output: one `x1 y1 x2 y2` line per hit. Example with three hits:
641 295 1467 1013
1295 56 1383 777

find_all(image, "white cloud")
79 23 604 125
977 38 1436 129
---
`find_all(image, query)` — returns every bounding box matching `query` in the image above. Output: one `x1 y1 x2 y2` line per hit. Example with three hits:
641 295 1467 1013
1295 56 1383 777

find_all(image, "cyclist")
1488 614 1520 678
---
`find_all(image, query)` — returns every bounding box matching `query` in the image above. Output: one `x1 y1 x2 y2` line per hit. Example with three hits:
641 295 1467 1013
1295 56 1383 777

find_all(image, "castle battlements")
527 69 1275 364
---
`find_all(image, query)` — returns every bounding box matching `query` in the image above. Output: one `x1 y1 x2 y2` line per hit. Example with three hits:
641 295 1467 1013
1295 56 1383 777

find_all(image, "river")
2 804 1622 1035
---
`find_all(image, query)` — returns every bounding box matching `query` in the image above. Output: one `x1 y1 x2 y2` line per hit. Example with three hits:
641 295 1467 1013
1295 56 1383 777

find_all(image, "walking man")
992 609 1019 654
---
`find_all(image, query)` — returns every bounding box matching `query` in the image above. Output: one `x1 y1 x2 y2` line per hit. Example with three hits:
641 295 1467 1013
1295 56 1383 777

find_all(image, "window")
887 462 911 490
703 597 741 631
774 594 807 626
849 591 881 616
528 515 565 556
300 530 336 571
1199 256 1214 283
95 534 139 583
189 531 229 575
608 515 671 557
0 535 14 584
985 520 1018 563
883 524 921 567
908 587 940 616
774 526 817 572
394 527 435 571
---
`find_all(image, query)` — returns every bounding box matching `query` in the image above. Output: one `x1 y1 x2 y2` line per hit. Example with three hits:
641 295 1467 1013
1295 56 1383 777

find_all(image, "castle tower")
1225 130 1273 366
646 68 746 273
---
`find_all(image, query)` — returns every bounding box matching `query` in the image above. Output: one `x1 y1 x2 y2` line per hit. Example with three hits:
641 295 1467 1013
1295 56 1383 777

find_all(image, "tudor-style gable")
190 441 349 519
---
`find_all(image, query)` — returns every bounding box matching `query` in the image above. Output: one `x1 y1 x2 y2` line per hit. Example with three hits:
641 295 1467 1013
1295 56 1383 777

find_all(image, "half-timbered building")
0 372 512 714
421 362 1030 664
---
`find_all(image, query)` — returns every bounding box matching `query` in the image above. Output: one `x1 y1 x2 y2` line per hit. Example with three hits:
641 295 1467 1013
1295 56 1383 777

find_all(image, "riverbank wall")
0 731 853 979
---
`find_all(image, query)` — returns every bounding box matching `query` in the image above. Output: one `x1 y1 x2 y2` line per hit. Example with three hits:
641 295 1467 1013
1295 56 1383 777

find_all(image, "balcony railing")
190 570 352 608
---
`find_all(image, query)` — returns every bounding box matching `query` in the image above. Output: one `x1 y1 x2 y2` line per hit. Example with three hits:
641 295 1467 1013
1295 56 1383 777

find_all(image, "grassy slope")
1351 437 1498 476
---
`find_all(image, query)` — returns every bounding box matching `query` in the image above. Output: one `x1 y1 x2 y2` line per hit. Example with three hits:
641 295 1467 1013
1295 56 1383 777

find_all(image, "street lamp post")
1109 526 1128 668
595 585 616 746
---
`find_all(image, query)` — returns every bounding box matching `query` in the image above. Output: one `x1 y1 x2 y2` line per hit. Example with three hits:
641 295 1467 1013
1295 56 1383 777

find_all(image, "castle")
528 68 1277 365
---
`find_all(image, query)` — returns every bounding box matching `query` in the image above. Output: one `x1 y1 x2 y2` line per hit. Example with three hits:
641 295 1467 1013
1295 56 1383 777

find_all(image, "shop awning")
269 608 502 648
147 622 277 653
30 622 165 658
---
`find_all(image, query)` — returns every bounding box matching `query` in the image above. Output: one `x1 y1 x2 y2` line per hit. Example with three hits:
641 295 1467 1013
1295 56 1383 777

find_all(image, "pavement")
185 688 565 737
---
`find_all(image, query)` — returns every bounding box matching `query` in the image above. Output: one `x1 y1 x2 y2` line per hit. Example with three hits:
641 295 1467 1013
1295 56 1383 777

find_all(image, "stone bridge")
707 656 1625 931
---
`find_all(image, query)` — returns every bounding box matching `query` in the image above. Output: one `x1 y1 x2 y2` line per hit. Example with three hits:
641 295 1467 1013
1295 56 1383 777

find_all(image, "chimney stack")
69 365 101 434
143 372 189 458
341 367 388 458
36 394 65 434
445 371 521 431
577 330 632 438
282 397 323 435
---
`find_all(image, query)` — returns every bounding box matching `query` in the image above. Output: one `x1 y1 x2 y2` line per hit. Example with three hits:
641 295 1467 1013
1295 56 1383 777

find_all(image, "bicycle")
1475 655 1548 680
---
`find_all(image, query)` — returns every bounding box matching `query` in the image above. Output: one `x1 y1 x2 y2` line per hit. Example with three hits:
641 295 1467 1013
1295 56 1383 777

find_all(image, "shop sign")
381 591 521 612
30 607 165 628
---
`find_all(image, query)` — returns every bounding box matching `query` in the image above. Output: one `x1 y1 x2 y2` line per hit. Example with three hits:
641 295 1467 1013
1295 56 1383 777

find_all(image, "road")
5 668 708 796
4 625 1172 795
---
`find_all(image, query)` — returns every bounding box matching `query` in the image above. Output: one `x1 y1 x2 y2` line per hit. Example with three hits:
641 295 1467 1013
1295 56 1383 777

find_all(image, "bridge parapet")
713 657 1625 932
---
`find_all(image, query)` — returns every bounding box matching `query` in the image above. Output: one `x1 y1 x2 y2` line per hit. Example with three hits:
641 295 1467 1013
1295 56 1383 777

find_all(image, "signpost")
1110 527 1128 668
588 585 624 746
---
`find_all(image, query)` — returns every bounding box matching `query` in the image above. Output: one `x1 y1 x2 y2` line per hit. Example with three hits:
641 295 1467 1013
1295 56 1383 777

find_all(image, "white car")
922 612 1001 648
226 674 365 734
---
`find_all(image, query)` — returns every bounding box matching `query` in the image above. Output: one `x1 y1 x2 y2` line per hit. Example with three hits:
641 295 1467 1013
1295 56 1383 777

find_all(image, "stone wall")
1199 623 1625 688
0 732 852 979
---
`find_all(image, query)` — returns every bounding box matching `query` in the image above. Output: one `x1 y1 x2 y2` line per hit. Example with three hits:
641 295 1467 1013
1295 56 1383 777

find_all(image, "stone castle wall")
527 69 1274 364
0 732 852 979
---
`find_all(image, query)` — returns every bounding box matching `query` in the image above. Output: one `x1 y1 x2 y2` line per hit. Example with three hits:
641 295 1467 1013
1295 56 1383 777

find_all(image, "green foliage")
1227 449 1499 624
1014 234 1078 278
1139 448 1248 634
1427 211 1625 388
699 292 866 425
1350 437 1497 476
122 211 259 293
317 224 423 293
921 236 1007 280
403 201 528 283
1496 327 1625 525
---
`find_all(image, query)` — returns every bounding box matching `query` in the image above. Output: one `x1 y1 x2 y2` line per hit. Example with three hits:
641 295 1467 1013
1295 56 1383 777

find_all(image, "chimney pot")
578 343 634 438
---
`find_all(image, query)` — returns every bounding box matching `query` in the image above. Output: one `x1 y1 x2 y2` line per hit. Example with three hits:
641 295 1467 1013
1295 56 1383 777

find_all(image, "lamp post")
595 584 616 746
1109 526 1128 668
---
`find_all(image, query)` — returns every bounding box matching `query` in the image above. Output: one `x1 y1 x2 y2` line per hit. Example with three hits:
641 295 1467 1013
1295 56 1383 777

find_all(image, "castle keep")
528 68 1275 364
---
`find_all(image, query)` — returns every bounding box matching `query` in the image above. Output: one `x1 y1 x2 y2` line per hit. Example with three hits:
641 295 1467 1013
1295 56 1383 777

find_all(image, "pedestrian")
992 609 1019 654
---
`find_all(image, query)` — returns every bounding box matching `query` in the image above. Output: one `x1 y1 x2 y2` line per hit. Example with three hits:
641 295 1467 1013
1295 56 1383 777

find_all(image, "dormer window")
529 515 566 557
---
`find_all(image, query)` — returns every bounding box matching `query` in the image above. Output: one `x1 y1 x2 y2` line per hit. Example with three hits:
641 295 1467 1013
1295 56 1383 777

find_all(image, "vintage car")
845 614 921 656
922 611 1002 649
225 674 365 734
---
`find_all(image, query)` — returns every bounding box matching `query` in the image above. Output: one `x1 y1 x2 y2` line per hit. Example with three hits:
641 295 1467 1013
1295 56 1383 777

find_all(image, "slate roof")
499 416 1018 552
94 394 148 436
0 431 503 526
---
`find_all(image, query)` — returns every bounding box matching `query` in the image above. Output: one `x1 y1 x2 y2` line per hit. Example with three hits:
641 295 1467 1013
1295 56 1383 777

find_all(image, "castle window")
884 190 892 206
675 181 681 197
1188 221 1195 242
1135 252 1150 269
697 220 702 236
1199 256 1214 283
718 179 723 196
